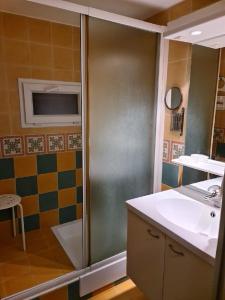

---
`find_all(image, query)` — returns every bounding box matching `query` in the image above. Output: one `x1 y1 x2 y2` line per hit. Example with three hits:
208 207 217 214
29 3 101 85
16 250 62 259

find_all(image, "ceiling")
164 0 225 49
0 0 183 26
67 0 184 19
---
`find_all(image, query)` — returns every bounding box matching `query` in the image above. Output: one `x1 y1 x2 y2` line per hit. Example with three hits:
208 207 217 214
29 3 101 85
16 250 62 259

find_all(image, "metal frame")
81 14 89 269
153 35 169 193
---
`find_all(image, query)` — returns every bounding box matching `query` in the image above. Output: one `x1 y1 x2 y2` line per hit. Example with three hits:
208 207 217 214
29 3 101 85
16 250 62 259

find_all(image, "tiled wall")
148 0 220 189
0 149 83 234
0 12 83 233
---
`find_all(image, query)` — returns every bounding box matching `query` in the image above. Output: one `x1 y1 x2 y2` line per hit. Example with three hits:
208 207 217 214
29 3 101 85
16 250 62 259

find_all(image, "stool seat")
0 194 21 210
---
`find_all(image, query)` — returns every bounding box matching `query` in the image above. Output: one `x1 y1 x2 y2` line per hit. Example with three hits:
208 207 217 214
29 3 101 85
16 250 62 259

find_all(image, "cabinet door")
164 237 214 300
127 211 165 300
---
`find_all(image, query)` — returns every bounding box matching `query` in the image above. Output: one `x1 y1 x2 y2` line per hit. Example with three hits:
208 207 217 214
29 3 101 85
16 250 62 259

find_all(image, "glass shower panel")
88 17 158 263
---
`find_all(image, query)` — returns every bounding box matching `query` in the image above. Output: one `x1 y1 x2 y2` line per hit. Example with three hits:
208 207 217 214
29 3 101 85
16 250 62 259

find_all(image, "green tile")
58 170 76 190
76 151 82 169
37 154 57 174
162 162 178 188
0 158 14 179
76 186 83 203
16 176 37 196
59 205 76 224
0 208 12 221
19 214 40 232
39 191 58 212
68 280 90 300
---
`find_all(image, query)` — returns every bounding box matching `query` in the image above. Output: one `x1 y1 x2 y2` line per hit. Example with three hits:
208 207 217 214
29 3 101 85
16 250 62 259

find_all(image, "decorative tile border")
47 134 65 153
67 133 82 150
171 141 185 160
1 136 24 157
163 140 170 162
0 133 82 157
214 128 225 143
25 135 45 155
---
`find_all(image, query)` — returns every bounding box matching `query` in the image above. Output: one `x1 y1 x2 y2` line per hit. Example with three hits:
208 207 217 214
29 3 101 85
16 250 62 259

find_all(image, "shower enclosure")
0 1 168 298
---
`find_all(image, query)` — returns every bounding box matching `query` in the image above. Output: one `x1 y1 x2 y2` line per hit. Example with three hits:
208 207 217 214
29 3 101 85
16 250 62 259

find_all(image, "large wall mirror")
0 3 83 298
162 40 222 189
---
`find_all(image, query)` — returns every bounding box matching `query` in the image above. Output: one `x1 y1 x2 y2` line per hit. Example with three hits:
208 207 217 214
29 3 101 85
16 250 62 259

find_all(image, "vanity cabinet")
164 237 213 300
127 211 214 300
127 211 165 300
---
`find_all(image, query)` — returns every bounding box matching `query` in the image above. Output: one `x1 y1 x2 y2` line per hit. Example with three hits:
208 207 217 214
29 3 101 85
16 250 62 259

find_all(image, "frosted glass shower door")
87 17 158 263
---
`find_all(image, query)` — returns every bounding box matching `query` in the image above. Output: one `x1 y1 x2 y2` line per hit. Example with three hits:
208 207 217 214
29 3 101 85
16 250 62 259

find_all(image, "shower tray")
52 219 82 269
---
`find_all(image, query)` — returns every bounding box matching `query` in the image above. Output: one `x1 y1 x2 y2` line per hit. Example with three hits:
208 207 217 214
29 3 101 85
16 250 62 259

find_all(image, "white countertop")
126 177 223 266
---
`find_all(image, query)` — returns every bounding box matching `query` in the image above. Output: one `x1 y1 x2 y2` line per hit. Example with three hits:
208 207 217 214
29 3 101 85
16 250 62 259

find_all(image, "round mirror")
165 87 182 110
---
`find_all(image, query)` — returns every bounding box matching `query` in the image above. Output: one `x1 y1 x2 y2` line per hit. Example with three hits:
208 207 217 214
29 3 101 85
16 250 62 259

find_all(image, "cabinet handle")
147 229 160 239
169 244 184 256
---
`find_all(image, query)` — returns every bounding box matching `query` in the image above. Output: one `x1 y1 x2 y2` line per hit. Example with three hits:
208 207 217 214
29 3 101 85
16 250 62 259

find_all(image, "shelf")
172 157 225 177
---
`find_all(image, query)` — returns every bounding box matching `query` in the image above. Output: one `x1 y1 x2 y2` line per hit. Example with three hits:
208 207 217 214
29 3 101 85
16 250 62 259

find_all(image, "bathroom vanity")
126 177 222 300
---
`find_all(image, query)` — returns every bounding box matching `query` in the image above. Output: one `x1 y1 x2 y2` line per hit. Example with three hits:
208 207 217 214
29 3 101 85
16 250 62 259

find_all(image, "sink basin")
156 198 220 238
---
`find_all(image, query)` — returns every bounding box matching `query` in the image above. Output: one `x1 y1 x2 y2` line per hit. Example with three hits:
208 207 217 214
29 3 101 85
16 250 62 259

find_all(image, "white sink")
156 198 220 238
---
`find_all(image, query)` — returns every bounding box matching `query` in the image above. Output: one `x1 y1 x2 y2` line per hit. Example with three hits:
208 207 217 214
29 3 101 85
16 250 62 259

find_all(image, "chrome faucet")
206 181 223 208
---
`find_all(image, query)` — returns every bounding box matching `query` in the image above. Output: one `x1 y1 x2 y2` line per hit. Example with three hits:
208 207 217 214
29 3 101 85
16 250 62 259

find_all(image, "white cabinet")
163 237 213 300
127 211 165 300
127 210 214 300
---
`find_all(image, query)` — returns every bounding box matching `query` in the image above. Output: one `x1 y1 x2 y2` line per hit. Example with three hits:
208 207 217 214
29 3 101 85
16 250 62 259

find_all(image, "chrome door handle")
147 229 160 239
169 244 184 256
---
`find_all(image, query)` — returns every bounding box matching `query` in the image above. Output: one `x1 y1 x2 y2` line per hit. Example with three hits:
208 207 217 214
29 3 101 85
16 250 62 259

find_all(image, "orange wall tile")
38 173 57 194
28 18 51 44
52 23 73 48
76 168 83 186
40 209 59 228
57 152 75 172
58 187 76 208
14 155 37 177
20 195 39 216
0 179 16 194
76 203 83 219
0 220 13 242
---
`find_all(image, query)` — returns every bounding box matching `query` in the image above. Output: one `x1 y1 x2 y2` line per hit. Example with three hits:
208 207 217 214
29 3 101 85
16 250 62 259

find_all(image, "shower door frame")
81 16 169 267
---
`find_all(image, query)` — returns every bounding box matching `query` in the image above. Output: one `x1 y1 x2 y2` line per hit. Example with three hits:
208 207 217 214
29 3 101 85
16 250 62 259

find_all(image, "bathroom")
0 0 225 299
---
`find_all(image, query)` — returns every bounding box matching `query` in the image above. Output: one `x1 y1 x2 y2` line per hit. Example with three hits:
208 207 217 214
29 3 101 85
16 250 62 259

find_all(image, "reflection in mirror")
213 70 225 162
165 87 182 110
0 5 82 298
161 41 220 191
183 45 219 185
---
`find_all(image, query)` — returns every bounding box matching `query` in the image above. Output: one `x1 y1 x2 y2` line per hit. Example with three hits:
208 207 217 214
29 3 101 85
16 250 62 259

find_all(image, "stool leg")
18 204 26 251
12 206 16 237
